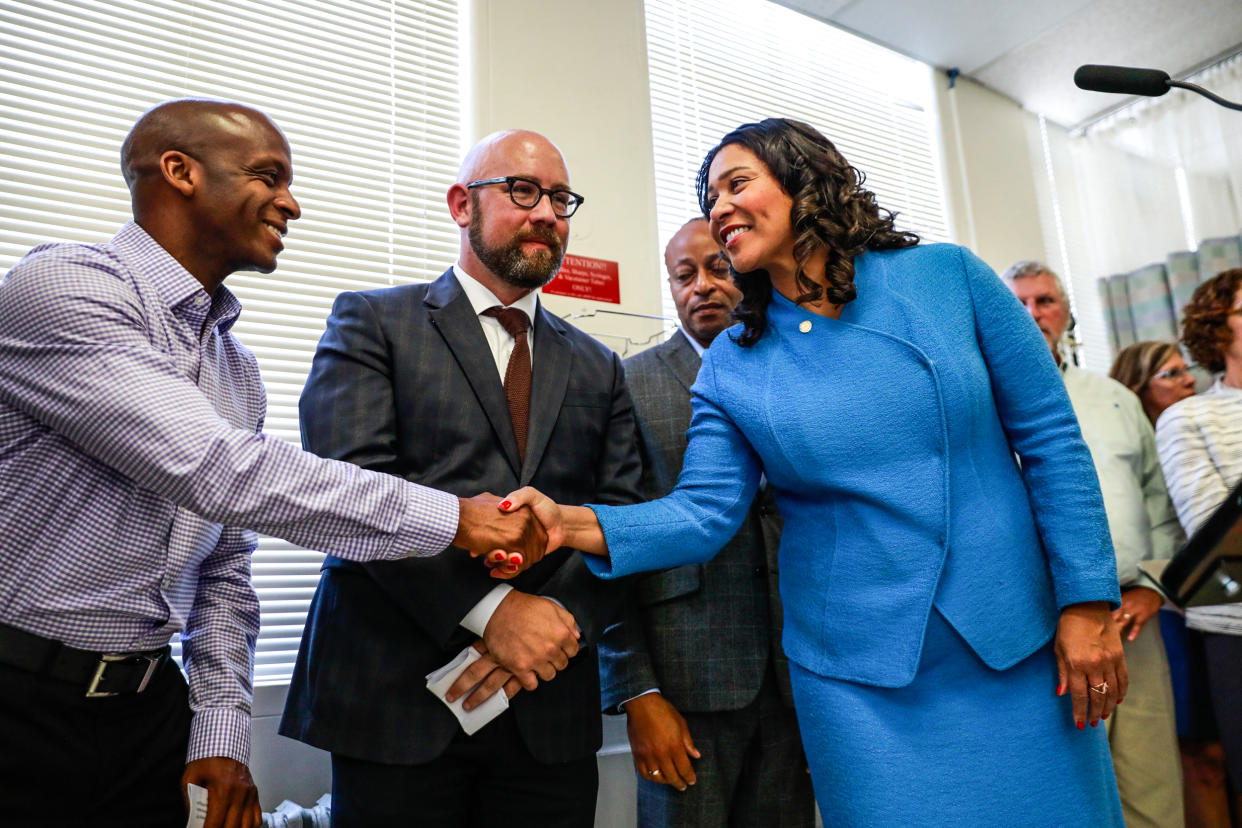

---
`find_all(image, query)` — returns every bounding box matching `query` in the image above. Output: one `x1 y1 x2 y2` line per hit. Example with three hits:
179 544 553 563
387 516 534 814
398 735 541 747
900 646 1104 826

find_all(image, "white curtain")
1095 55 1242 236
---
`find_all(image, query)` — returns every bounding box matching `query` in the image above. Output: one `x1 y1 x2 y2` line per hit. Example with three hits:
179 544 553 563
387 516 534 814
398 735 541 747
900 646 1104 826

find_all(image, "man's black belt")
0 621 168 698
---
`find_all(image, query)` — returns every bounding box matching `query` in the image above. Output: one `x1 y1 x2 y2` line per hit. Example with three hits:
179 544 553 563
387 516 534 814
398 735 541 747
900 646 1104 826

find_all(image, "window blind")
0 0 463 684
644 0 950 322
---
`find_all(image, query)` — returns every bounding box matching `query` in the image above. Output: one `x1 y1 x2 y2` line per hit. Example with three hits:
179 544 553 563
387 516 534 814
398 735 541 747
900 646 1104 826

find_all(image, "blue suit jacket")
589 245 1121 688
280 269 642 763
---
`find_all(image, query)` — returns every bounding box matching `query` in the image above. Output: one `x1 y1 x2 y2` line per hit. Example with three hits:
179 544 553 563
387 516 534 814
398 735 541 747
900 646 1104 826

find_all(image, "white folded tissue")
426 644 509 735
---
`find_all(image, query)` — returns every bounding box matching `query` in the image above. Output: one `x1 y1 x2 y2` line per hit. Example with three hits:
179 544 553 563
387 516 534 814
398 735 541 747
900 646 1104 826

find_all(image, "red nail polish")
1101 713 1109 720
1090 720 1098 727
500 500 512 510
1056 682 1064 696
1077 721 1085 730
510 554 523 566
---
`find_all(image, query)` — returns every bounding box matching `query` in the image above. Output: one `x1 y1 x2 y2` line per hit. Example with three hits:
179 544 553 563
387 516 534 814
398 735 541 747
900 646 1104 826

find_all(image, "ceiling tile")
973 0 1242 127
775 0 1242 127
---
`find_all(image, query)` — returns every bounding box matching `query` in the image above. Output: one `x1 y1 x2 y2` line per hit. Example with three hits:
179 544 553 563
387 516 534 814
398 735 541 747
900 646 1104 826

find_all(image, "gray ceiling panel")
774 0 1242 128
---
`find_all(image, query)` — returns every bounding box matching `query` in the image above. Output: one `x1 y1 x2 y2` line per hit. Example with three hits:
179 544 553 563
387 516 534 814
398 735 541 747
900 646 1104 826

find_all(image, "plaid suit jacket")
280 269 641 764
597 329 793 714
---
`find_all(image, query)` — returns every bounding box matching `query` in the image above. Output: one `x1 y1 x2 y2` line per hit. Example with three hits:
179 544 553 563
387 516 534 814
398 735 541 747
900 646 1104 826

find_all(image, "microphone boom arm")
1167 79 1242 112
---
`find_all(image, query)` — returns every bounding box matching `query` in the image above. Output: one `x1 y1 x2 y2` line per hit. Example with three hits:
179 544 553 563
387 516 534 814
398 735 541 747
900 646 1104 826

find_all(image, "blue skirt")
790 609 1123 826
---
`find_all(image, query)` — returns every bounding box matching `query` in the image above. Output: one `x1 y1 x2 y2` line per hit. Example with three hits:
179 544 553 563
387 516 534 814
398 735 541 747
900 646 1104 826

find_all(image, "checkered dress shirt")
0 222 459 764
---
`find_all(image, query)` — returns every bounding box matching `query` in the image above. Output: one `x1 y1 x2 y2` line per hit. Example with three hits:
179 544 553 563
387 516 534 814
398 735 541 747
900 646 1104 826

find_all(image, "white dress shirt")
453 264 538 379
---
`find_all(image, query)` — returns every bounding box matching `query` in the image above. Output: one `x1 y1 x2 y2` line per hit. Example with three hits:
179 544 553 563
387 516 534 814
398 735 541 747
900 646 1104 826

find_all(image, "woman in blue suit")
499 118 1126 825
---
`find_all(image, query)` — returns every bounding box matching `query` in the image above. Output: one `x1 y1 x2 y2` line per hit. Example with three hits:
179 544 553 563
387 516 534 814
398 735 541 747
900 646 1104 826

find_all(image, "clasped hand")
456 490 568 578
454 492 561 579
444 590 581 708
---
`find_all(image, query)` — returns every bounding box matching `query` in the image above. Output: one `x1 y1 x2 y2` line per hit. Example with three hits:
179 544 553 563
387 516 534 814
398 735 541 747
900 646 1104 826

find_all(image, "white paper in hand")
185 783 208 828
426 645 508 735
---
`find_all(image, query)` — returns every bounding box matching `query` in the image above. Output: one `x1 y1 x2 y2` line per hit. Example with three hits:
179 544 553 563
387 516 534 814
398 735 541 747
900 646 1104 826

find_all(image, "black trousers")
330 711 599 828
0 656 191 827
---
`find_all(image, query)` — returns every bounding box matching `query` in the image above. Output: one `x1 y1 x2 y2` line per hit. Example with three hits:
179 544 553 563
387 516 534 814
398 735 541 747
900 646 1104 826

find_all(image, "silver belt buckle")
85 653 161 698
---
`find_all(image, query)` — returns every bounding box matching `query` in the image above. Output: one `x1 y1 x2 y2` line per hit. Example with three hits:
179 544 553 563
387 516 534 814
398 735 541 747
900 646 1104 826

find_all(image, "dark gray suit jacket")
597 329 792 714
280 269 641 765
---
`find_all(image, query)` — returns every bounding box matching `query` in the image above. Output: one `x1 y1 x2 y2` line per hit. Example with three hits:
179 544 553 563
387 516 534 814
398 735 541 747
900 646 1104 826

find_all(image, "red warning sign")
542 254 621 304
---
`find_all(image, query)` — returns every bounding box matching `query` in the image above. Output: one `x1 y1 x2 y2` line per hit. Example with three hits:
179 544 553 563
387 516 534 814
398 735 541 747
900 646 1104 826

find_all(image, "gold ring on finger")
1089 681 1109 694
649 769 661 777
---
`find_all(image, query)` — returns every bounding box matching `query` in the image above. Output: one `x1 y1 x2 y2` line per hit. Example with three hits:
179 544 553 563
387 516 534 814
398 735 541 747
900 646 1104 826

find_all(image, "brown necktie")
483 306 531 460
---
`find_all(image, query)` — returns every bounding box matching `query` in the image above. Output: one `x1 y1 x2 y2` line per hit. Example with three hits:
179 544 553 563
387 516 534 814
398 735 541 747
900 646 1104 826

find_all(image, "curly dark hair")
695 118 920 346
1181 268 1242 373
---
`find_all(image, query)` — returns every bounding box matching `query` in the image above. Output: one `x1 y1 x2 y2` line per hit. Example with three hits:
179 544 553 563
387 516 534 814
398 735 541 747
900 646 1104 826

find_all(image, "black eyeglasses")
466 176 584 218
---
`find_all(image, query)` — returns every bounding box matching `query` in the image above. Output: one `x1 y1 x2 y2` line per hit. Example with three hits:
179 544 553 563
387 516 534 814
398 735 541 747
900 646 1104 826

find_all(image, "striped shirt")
0 222 459 763
1155 378 1242 635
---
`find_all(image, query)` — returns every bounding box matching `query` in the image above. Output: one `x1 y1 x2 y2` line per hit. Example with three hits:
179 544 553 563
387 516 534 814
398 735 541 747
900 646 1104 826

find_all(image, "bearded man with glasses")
280 129 641 827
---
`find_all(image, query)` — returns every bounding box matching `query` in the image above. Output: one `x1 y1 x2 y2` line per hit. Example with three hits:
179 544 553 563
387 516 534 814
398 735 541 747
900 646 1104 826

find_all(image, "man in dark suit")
598 218 815 827
280 129 642 827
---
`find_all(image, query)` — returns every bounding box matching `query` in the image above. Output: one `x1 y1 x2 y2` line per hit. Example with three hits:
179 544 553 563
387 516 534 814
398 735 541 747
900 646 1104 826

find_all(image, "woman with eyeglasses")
495 118 1127 825
1110 341 1198 426
1156 269 1242 824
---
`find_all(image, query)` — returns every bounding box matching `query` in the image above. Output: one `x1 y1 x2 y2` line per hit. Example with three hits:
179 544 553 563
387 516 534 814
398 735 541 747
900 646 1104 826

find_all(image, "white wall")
251 686 330 809
934 74 1124 370
935 75 1049 275
471 0 668 352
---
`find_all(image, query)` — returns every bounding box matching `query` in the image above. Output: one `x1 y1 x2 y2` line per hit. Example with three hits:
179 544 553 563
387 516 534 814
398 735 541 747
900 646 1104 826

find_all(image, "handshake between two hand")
453 488 564 579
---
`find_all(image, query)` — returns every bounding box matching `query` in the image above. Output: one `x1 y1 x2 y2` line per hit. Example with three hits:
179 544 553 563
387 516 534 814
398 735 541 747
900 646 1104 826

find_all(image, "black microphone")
1074 64 1171 97
1074 64 1242 112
